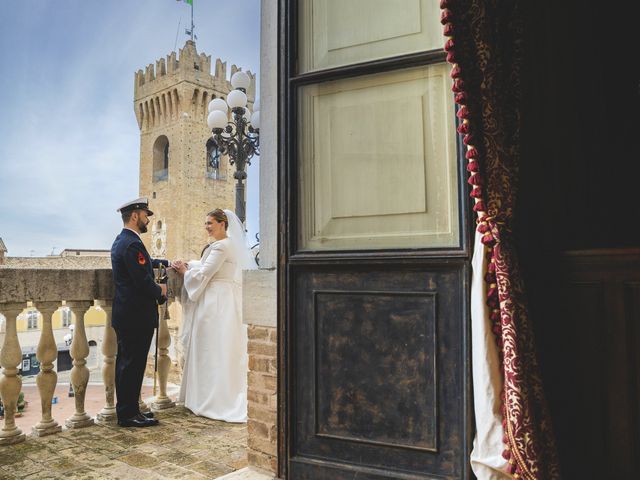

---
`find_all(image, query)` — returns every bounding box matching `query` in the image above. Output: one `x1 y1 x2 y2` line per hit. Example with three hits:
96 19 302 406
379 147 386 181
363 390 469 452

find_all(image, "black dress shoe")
118 414 159 427
141 411 155 419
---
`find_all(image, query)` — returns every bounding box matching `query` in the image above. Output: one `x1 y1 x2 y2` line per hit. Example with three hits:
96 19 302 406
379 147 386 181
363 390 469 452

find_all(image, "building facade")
0 238 6 265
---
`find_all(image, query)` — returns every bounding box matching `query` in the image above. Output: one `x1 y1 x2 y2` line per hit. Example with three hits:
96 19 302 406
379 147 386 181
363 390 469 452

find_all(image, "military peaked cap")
117 197 154 216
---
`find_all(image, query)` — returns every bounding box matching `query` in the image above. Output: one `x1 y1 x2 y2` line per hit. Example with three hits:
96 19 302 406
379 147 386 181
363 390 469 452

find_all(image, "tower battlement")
134 40 255 102
133 40 255 133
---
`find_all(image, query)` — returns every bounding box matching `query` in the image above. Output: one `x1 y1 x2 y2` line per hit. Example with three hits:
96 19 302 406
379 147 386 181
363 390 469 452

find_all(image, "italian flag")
177 0 192 5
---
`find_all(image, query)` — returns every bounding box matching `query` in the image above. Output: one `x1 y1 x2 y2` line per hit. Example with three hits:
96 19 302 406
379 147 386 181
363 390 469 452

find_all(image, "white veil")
224 209 257 283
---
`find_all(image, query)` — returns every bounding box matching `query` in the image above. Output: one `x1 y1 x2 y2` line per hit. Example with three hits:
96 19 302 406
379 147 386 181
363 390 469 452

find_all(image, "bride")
172 208 256 422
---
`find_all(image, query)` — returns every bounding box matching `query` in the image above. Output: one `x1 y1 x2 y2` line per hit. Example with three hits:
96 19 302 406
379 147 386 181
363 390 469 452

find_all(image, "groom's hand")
157 283 168 305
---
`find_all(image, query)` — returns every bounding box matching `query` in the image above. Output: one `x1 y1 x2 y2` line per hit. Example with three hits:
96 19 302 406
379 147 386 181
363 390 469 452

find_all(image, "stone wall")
1 256 111 269
243 266 278 473
246 324 277 472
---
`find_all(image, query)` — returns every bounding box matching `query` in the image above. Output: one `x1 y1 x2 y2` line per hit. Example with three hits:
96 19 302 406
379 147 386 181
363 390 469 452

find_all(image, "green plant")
0 392 27 416
17 391 27 412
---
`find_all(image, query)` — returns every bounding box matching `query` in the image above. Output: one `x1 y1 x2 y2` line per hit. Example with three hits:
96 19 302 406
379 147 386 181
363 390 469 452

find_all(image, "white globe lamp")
250 111 260 130
227 89 248 109
231 71 251 90
208 98 228 113
207 110 228 130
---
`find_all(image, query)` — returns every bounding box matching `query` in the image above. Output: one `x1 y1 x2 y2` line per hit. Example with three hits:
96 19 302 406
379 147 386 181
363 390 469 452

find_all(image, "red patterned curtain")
440 1 560 478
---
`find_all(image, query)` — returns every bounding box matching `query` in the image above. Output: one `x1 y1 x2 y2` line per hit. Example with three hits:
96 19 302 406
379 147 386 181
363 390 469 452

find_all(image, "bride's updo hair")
208 208 229 230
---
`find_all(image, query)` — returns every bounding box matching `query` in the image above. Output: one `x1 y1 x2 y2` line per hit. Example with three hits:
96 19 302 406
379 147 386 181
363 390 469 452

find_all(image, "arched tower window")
153 135 169 182
206 138 225 180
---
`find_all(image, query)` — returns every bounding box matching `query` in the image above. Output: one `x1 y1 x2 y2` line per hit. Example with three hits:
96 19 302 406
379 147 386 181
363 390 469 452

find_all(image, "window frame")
283 0 470 262
61 308 71 328
152 135 170 182
26 310 38 330
206 138 226 180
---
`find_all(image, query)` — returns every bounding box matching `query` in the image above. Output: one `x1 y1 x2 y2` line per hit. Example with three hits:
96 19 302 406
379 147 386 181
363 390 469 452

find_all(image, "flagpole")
174 17 181 51
190 1 194 42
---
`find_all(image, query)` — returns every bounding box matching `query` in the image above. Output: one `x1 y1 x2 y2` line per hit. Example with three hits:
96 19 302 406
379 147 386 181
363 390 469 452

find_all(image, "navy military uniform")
111 198 168 424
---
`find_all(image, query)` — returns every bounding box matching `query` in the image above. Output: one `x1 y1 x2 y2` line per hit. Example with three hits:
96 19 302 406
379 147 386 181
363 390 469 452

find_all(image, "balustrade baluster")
32 302 62 436
96 300 117 424
153 301 175 410
65 301 94 428
0 303 27 445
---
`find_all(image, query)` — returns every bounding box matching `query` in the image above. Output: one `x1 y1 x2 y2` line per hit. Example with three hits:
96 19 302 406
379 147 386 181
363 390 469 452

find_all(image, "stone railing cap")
0 268 114 304
0 268 183 304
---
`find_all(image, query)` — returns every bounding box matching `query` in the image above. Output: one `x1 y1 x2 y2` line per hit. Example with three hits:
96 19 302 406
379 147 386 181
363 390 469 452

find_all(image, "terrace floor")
1 405 248 480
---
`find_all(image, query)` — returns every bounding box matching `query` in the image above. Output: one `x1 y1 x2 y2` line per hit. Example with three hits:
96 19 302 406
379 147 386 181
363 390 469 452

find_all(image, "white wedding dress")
178 237 248 422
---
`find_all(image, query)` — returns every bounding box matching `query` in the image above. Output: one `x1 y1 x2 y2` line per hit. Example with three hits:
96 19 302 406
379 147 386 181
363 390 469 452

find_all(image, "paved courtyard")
0 405 247 479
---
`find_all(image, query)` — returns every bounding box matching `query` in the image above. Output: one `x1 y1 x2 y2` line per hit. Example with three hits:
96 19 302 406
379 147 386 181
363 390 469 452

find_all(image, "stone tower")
134 40 255 261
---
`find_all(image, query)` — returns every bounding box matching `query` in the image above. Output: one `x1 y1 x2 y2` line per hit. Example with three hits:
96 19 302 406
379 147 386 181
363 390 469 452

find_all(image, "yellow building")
16 302 106 333
14 303 107 374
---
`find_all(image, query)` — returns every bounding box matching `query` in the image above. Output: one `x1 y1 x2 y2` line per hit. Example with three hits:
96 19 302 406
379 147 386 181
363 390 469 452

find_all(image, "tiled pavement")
0 406 247 480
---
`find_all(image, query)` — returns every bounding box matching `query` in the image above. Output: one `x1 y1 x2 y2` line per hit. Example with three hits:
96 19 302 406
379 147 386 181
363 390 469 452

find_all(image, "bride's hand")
172 260 188 275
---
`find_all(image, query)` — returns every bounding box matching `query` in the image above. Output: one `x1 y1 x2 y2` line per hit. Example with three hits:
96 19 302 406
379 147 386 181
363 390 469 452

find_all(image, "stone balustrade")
0 267 182 446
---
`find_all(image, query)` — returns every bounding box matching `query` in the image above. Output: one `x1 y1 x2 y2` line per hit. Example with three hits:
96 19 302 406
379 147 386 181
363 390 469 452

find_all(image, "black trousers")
114 327 154 421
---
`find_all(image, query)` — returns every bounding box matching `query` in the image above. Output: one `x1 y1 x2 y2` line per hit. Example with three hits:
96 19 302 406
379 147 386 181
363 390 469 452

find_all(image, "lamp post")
207 71 260 224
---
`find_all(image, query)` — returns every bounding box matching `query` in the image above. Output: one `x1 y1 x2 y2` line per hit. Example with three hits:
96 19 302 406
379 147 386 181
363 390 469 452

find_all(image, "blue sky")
0 0 260 257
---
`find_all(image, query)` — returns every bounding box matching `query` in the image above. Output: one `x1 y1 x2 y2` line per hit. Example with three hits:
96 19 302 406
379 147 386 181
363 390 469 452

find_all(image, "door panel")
298 0 443 73
289 264 470 478
297 65 459 252
314 290 437 451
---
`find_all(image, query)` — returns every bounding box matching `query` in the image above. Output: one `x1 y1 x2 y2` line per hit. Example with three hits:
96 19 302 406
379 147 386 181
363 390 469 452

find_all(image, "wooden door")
279 1 473 478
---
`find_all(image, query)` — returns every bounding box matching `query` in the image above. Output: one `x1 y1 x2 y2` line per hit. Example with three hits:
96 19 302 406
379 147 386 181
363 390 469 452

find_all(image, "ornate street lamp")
207 71 260 224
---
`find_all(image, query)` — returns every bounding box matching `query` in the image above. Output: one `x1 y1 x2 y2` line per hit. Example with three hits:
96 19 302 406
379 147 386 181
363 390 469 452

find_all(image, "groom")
111 197 168 427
